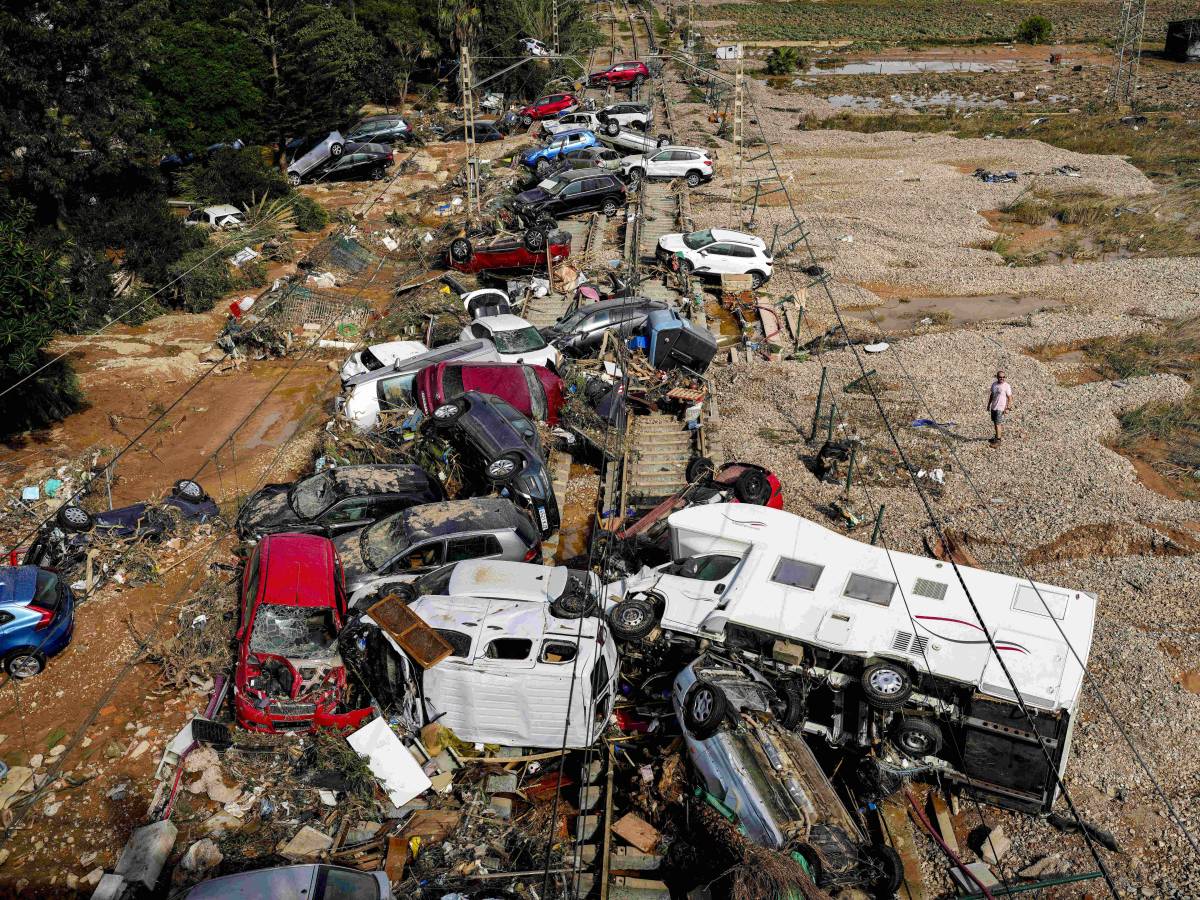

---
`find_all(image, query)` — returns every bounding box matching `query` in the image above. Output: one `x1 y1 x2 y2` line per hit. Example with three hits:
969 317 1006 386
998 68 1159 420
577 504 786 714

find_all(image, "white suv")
621 146 713 188
656 228 774 288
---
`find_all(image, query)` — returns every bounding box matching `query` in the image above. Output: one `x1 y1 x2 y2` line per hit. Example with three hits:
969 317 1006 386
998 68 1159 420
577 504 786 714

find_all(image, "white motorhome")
604 503 1096 812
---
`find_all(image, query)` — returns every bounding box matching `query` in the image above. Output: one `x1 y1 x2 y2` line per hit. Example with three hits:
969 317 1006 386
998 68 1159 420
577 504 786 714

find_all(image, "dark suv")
513 168 627 220
423 391 560 538
541 297 669 356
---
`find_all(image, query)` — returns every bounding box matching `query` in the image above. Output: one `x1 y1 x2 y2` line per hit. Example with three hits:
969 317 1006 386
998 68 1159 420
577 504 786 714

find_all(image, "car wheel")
5 648 45 679
860 844 905 896
792 843 824 886
734 469 771 504
371 166 388 181
893 717 943 759
56 505 95 533
685 456 715 484
749 270 767 289
628 168 644 187
329 142 344 158
449 238 473 264
173 479 207 502
683 679 728 739
605 120 621 137
287 172 302 187
522 114 533 127
678 258 694 276
775 683 806 730
634 74 646 86
550 578 598 619
523 226 549 253
432 400 466 425
608 595 657 641
602 197 619 216
861 661 914 710
536 158 551 176
485 452 526 484
656 135 670 149
630 120 646 132
685 170 702 188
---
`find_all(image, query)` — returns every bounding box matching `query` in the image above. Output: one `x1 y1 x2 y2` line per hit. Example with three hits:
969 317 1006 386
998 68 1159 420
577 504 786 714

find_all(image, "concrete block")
90 873 126 900
114 820 178 890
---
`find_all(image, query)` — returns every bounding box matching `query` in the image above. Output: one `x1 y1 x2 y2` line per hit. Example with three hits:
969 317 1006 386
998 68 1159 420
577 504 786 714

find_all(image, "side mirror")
714 583 725 595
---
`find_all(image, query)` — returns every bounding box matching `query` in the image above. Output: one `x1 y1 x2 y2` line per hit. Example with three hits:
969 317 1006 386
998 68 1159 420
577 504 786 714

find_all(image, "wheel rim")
10 656 40 678
434 404 459 420
688 174 699 186
869 668 905 696
900 728 932 754
604 201 617 214
752 273 764 288
692 688 714 721
617 605 646 628
177 480 202 500
488 459 516 478
62 507 90 527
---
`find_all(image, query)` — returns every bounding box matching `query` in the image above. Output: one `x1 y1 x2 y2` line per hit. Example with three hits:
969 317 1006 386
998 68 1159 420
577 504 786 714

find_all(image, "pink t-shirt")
989 380 1012 412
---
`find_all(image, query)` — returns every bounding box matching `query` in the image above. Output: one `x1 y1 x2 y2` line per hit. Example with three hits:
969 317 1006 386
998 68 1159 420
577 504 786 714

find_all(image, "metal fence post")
826 402 837 444
870 505 885 545
844 445 857 494
809 366 827 440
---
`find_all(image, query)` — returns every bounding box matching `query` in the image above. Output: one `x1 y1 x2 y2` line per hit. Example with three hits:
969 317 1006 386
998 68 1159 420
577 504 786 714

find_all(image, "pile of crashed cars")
65 59 1100 900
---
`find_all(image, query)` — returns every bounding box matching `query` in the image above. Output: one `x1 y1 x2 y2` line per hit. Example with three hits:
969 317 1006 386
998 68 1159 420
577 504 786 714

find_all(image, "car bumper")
39 610 75 660
234 692 374 734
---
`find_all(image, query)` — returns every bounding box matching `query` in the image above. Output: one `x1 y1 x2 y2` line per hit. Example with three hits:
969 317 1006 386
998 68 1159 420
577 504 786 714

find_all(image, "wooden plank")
929 791 960 856
366 595 453 668
611 813 661 853
879 795 927 900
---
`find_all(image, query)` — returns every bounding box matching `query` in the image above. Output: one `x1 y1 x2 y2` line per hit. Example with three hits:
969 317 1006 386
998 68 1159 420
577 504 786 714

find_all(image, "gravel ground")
663 61 1200 895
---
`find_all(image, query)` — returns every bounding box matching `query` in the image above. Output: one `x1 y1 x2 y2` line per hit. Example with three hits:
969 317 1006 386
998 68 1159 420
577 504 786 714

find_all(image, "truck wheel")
485 452 526 483
893 717 943 758
733 469 771 504
683 679 728 739
523 226 548 252
861 661 913 710
449 238 473 264
56 505 94 533
860 844 904 896
606 120 621 137
685 170 702 188
608 596 657 641
685 456 715 484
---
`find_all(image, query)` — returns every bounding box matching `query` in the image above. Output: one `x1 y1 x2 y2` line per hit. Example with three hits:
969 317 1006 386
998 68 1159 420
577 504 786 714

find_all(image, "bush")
1017 15 1053 44
765 47 803 76
180 149 289 207
163 246 238 313
290 194 329 233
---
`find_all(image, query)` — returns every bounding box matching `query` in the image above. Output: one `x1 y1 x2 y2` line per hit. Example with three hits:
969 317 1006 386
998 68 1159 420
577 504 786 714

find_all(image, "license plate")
538 507 549 529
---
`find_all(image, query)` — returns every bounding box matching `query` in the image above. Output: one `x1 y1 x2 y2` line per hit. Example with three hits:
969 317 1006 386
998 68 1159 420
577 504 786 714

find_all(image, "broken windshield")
683 230 714 250
250 605 338 659
493 326 547 354
362 516 408 570
290 471 337 519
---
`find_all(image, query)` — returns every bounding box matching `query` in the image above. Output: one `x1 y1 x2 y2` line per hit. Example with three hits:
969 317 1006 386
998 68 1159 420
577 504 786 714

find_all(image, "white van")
604 503 1097 812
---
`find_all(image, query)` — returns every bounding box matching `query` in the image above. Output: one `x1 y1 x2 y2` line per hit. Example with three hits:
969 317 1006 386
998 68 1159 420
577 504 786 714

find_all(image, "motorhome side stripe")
913 615 1030 654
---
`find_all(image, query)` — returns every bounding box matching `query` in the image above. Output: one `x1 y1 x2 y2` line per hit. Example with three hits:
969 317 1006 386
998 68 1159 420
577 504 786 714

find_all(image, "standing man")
987 370 1013 445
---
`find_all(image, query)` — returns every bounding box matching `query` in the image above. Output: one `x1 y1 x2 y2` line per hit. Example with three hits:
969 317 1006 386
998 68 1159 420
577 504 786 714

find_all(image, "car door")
696 242 735 275
385 539 445 574
556 179 584 213
654 554 743 632
647 150 673 177
318 497 376 534
578 308 613 348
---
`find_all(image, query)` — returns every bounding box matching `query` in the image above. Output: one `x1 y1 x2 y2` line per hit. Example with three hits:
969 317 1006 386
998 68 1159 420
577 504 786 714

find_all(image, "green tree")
357 0 435 110
1017 15 1053 44
0 206 82 434
765 47 802 76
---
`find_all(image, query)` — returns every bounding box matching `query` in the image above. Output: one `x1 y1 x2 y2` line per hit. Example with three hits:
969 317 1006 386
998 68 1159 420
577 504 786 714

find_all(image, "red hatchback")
234 533 372 734
518 93 579 126
416 362 564 425
589 61 650 87
447 229 571 274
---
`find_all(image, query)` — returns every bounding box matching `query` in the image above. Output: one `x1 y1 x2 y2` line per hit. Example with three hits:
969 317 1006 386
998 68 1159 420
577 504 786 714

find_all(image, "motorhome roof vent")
913 578 948 601
891 630 930 656
892 630 913 652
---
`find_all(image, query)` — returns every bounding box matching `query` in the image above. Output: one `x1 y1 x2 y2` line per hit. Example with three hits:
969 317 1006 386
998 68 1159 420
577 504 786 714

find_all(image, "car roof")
343 340 498 388
399 498 523 542
476 314 535 332
346 141 391 154
0 567 38 606
410 594 604 656
707 228 767 248
203 205 242 216
585 296 668 314
554 128 592 140
561 167 616 182
259 533 337 607
447 559 570 602
329 464 436 497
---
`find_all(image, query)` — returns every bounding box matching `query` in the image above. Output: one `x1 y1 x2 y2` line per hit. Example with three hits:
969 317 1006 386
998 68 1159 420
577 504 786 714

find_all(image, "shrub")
290 194 329 233
1017 15 1053 44
180 149 289 207
766 47 802 76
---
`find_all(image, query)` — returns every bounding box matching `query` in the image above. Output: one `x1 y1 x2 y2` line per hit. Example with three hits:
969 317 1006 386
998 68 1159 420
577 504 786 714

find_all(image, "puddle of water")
554 463 597 564
869 294 1066 332
705 300 745 342
809 59 1016 76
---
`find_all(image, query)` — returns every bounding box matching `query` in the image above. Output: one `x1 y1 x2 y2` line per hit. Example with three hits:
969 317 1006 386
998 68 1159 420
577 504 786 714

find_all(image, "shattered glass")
250 605 338 659
290 471 336 518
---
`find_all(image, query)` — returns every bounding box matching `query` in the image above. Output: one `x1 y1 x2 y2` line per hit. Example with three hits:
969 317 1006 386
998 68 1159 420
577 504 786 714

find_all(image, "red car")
234 533 372 734
589 61 650 88
447 228 571 274
518 93 579 126
416 362 564 425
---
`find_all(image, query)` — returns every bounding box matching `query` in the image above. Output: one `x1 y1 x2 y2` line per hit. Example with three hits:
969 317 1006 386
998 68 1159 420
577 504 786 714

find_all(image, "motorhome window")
844 573 895 606
540 640 578 663
672 555 739 581
436 629 471 658
485 638 532 660
771 558 823 591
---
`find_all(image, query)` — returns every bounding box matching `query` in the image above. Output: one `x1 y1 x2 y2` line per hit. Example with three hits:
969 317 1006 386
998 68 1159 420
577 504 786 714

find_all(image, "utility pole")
1111 0 1148 106
687 0 694 51
460 44 480 218
729 43 744 220
552 0 560 55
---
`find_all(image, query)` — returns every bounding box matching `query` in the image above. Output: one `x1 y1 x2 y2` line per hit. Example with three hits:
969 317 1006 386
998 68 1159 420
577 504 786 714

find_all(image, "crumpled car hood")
237 485 294 534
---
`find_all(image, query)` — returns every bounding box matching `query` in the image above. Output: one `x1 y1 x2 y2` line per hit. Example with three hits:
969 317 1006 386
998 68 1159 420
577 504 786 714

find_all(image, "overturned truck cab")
605 504 1096 814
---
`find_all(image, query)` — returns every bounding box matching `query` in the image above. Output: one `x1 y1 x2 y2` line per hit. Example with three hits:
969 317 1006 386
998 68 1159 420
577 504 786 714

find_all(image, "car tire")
683 679 728 739
685 170 702 188
678 258 694 276
792 842 824 885
371 166 387 181
288 172 302 187
634 74 646 86
56 505 95 533
685 456 715 484
449 238 473 264
172 479 207 502
861 661 914 710
523 226 549 252
485 452 526 483
776 683 806 730
5 648 45 679
749 270 767 289
602 197 619 216
432 399 466 425
605 120 621 137
550 579 598 619
329 142 344 157
893 716 943 759
628 168 644 187
608 595 657 641
522 114 533 127
536 158 551 176
656 135 670 149
733 469 771 505
860 844 905 896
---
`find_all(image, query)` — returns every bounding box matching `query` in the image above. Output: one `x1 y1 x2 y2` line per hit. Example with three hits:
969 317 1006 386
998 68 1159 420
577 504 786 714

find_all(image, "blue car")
521 129 598 173
0 566 74 678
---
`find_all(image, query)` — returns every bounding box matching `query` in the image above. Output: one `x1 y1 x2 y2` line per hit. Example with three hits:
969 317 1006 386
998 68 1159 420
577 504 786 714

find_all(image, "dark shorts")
990 409 1004 425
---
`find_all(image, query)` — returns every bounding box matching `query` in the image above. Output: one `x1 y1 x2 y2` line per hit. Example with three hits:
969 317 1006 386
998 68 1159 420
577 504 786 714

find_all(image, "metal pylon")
460 45 480 217
1110 0 1148 106
729 44 744 220
552 0 560 55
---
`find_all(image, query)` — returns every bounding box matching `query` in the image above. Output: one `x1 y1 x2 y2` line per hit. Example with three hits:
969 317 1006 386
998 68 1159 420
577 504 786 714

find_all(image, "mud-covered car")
235 465 444 541
24 479 219 572
674 654 903 897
